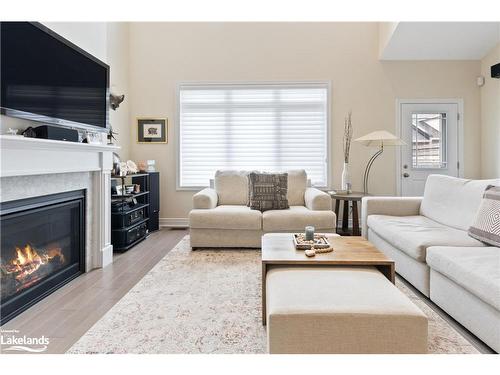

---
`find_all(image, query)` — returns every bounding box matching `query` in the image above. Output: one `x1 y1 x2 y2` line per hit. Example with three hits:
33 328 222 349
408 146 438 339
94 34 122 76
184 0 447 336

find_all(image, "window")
411 112 447 169
178 82 329 189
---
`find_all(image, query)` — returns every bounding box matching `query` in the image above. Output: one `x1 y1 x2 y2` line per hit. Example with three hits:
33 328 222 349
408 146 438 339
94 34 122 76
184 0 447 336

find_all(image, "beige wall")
126 22 482 221
480 43 500 178
107 23 131 160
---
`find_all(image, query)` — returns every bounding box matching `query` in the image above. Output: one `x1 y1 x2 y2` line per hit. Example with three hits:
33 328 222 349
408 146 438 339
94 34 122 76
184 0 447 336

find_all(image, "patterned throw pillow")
468 185 500 247
248 172 289 212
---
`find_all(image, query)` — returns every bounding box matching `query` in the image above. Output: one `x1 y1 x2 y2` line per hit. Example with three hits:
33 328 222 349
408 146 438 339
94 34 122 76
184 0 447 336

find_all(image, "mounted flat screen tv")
1 22 109 131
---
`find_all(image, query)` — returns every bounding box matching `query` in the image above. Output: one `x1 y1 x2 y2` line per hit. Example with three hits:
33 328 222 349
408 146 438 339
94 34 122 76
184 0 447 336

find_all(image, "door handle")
403 173 410 178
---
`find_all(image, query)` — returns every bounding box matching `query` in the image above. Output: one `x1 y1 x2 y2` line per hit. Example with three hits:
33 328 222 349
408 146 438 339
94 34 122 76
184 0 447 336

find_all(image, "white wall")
127 22 482 222
42 22 108 61
480 42 500 178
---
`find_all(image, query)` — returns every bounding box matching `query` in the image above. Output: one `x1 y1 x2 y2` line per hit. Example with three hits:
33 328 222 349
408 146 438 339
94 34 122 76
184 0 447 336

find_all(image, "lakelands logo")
0 329 49 353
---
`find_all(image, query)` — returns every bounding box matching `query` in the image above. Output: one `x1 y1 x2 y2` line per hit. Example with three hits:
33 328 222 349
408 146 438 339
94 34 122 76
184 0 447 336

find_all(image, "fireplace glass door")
1 190 85 324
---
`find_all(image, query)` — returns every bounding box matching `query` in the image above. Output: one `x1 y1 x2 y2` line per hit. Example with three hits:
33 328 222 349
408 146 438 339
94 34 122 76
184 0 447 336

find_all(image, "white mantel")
0 135 120 270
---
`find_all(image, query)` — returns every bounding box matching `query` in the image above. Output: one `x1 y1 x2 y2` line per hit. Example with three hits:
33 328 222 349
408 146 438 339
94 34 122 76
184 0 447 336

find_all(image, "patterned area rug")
68 236 479 354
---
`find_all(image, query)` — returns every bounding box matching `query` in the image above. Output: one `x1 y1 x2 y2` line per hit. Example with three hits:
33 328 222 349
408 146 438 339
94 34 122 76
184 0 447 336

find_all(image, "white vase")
341 162 352 193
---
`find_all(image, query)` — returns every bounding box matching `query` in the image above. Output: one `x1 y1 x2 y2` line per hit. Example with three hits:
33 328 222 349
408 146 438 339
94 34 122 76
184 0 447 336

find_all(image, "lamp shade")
354 130 406 147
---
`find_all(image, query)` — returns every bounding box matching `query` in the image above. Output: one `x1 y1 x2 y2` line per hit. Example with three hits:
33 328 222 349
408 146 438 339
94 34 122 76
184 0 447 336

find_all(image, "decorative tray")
293 234 331 250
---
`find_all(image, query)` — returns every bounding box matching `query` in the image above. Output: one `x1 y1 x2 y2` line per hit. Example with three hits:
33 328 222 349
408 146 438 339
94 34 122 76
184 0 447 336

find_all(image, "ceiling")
380 22 500 60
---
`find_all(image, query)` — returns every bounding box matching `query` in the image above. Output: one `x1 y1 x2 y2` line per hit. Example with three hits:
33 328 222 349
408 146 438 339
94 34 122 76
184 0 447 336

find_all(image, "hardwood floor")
1 228 188 354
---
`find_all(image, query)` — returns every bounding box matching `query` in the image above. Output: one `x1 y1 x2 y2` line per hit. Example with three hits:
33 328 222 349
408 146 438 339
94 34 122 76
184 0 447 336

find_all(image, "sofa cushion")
367 215 485 262
420 175 500 231
468 185 500 247
287 169 307 206
214 170 249 205
263 206 336 232
189 205 261 230
248 172 289 212
266 266 428 354
426 246 500 310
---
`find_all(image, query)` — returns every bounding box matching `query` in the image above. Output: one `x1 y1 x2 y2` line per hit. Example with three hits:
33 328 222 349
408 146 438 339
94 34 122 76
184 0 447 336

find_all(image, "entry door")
400 102 460 196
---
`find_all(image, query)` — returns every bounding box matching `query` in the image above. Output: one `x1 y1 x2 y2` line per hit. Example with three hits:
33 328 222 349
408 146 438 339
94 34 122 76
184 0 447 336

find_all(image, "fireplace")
1 190 85 324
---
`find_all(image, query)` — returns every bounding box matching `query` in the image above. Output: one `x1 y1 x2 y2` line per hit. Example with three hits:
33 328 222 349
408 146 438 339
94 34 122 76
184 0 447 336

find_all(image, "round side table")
328 191 370 236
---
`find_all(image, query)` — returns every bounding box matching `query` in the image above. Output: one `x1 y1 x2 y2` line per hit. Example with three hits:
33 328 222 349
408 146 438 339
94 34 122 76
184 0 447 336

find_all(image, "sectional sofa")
362 174 500 352
189 169 336 248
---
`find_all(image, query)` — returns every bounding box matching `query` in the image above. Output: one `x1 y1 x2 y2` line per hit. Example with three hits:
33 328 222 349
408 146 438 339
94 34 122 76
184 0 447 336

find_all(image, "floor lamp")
354 130 406 194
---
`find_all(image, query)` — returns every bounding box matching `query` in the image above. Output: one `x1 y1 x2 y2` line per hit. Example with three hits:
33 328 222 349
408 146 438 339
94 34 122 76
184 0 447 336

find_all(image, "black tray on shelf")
112 218 149 252
111 203 149 228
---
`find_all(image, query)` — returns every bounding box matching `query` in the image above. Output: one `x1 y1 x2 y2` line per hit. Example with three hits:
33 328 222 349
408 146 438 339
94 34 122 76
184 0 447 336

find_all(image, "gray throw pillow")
468 185 500 247
248 172 289 212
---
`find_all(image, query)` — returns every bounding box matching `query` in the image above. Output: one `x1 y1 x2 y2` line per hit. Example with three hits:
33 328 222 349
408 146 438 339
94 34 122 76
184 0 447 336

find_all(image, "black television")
1 22 109 131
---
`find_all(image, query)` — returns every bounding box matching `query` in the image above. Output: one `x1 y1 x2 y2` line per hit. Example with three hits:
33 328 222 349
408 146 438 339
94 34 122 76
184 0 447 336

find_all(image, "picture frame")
137 118 167 143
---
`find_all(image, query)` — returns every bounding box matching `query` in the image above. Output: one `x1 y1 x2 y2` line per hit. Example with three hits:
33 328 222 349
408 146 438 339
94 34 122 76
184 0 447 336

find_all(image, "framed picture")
137 118 167 143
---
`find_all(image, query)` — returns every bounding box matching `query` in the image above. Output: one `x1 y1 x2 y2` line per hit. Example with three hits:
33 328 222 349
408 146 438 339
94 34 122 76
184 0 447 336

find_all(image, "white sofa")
362 174 500 352
189 169 336 248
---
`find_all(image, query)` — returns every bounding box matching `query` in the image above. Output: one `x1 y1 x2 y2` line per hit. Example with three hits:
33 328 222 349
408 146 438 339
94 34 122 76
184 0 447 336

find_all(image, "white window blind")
178 83 329 188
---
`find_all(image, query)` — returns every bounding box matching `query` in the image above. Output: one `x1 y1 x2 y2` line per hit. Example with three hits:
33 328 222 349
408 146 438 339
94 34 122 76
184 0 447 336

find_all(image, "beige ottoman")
266 266 428 354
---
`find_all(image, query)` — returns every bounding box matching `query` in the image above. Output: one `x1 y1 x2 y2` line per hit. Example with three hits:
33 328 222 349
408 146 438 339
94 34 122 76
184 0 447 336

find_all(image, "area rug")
68 236 479 354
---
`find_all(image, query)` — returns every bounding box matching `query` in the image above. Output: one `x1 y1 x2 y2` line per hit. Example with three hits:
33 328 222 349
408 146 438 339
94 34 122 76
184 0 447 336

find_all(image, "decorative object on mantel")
147 160 156 172
110 93 125 110
6 128 20 136
342 111 353 193
137 118 167 143
83 131 103 145
293 233 331 250
355 130 405 194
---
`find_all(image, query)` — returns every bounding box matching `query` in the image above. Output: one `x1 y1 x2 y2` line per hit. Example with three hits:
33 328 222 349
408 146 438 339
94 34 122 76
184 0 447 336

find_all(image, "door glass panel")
411 113 447 169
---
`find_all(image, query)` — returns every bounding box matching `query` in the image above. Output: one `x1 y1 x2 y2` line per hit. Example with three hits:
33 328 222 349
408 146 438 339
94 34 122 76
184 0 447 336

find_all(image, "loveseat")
189 170 336 248
362 174 500 352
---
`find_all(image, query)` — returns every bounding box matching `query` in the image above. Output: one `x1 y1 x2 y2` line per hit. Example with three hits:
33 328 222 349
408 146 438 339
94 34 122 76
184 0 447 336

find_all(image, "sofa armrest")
304 187 332 211
361 196 423 238
193 188 218 209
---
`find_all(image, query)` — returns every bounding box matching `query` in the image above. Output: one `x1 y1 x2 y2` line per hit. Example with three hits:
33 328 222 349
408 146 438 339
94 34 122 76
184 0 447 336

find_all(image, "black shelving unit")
111 173 150 252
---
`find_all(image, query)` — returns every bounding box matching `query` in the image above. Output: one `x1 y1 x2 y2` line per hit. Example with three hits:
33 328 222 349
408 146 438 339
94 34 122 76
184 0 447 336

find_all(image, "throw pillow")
468 185 500 247
248 172 289 212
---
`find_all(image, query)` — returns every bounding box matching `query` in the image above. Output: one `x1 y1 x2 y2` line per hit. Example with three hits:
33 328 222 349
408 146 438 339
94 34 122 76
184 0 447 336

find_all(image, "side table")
328 191 370 236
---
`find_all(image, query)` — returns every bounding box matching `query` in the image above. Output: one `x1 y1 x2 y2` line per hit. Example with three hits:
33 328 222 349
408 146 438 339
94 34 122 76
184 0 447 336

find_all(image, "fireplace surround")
0 134 118 325
0 190 85 324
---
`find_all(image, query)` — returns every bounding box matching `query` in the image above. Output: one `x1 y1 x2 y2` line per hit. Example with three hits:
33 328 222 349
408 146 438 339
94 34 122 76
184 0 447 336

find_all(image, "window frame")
410 111 448 170
175 81 332 191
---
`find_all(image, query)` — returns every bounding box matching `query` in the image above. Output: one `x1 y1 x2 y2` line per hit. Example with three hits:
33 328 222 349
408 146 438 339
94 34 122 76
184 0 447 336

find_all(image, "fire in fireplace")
1 190 85 324
2 243 66 299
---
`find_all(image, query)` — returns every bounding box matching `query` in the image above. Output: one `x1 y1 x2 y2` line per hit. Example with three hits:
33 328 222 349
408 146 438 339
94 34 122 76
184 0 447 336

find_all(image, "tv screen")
1 22 109 130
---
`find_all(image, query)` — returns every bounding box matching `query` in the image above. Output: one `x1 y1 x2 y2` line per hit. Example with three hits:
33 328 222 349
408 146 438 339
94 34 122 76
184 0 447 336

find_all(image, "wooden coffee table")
261 233 395 325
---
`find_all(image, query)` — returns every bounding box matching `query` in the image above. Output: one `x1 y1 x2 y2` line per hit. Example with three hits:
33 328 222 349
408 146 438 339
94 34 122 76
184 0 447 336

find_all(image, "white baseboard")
160 217 189 228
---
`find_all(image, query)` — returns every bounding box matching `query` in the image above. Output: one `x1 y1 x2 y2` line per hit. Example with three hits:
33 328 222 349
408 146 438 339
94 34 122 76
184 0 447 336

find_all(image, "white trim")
175 80 332 191
160 217 189 228
395 98 464 196
0 135 120 152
